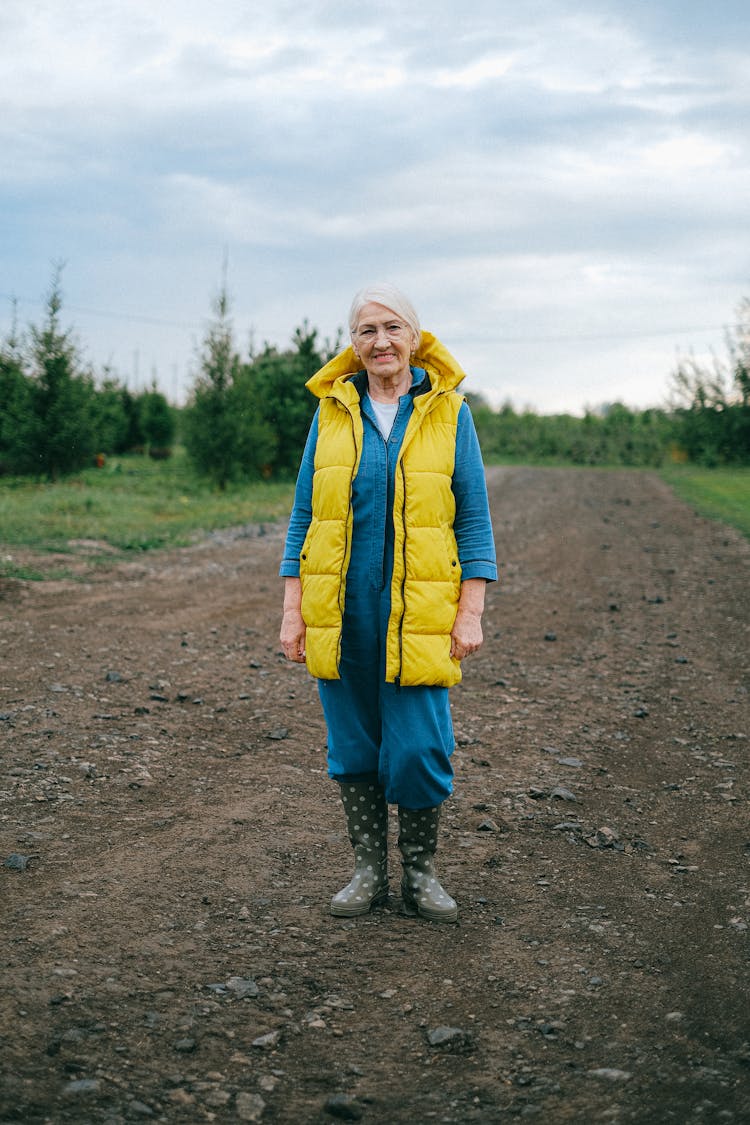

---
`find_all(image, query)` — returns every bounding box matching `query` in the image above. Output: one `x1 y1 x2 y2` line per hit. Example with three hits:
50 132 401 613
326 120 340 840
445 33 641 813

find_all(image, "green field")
659 465 750 539
0 450 295 577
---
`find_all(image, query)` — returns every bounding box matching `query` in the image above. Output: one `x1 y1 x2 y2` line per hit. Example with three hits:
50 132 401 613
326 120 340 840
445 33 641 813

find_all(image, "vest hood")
305 330 467 400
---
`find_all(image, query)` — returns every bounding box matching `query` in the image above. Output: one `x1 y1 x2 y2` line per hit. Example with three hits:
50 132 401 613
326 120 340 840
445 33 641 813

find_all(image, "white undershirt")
369 398 399 440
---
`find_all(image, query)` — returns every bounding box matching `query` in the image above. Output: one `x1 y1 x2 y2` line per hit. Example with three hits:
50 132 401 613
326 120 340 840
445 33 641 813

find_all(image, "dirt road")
1 466 749 1124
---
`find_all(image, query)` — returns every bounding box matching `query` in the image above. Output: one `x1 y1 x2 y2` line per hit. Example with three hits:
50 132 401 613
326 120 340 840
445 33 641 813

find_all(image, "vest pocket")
442 525 462 592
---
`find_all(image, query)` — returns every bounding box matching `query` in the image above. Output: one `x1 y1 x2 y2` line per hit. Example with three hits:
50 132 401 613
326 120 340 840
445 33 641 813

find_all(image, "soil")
1 466 749 1125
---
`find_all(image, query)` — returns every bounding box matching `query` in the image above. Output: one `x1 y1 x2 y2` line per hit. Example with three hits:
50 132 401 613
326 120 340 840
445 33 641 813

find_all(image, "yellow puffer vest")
300 332 465 687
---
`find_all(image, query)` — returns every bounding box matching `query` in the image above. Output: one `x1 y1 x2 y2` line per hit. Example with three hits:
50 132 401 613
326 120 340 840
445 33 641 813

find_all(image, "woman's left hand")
450 578 487 661
449 607 483 657
450 605 484 661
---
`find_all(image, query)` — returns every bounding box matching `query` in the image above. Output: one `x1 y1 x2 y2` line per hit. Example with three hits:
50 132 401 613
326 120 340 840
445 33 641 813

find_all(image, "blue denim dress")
280 368 497 808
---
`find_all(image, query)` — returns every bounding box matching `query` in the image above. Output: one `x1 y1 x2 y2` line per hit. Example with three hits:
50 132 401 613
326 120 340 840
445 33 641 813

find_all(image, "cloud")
1 0 748 413
432 52 517 90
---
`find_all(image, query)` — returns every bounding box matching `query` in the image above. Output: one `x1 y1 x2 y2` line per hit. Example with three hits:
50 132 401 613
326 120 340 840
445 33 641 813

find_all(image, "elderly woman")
279 283 496 923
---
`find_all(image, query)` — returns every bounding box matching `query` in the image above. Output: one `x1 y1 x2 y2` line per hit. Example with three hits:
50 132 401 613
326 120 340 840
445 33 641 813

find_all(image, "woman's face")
352 302 417 385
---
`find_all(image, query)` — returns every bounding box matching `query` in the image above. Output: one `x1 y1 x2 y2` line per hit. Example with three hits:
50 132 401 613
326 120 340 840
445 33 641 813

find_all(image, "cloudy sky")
1 0 748 412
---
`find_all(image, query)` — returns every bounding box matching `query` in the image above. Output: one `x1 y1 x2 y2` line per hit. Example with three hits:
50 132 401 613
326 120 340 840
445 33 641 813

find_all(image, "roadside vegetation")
0 449 294 559
1 274 748 564
659 465 750 539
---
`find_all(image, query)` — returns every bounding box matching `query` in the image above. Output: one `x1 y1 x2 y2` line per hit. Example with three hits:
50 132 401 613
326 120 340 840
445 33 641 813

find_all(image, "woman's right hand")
280 577 307 663
280 608 307 663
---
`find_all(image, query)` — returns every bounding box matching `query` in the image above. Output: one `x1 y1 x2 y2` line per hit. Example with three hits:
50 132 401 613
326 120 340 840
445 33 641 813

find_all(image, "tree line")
1 276 748 482
472 298 749 468
0 273 330 484
0 272 175 479
181 288 336 488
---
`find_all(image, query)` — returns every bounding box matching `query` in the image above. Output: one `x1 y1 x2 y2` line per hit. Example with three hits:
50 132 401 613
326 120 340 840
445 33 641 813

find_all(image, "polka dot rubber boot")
330 781 389 917
398 805 458 923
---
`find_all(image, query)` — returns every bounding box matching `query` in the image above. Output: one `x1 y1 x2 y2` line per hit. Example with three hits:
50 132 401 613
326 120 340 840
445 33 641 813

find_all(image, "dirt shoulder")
1 467 749 1124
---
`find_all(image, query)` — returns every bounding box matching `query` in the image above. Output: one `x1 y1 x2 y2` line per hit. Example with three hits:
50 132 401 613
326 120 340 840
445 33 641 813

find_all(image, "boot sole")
330 887 389 918
401 888 458 924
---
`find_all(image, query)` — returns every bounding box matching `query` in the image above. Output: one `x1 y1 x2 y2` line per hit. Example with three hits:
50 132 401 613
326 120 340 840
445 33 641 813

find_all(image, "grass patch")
0 560 52 582
0 449 296 553
660 465 750 539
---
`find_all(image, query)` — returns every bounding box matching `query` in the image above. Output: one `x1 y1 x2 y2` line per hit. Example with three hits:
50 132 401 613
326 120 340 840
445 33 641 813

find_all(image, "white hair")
348 283 421 344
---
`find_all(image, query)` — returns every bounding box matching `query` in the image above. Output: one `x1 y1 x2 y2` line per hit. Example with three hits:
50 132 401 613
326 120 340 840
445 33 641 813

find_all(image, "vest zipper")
341 408 357 610
395 457 407 689
335 403 357 673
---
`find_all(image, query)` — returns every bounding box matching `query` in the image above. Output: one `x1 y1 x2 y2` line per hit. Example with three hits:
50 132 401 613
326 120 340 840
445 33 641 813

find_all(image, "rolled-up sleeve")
452 402 498 582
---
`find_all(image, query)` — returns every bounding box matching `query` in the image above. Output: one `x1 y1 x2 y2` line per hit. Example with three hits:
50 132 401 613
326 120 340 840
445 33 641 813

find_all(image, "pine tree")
237 320 324 477
27 267 96 479
183 286 247 488
139 384 175 452
0 305 36 475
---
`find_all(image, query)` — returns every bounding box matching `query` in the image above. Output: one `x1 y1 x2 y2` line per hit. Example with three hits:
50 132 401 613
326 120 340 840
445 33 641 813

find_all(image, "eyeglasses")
355 322 408 341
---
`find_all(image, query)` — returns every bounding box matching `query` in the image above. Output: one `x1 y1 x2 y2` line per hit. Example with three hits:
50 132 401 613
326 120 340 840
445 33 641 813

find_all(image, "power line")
0 292 198 331
453 324 740 345
0 290 741 345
